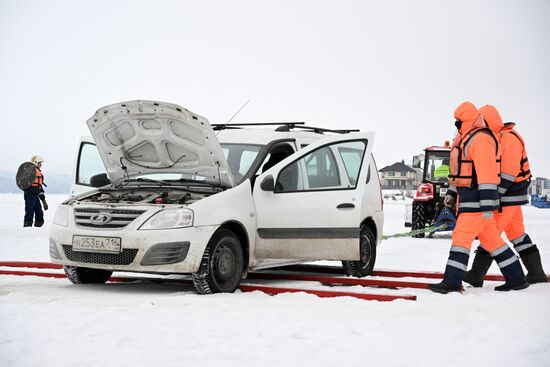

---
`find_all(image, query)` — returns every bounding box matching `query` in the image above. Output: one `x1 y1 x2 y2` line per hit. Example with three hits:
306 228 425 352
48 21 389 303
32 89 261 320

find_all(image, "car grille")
74 208 146 229
62 245 138 265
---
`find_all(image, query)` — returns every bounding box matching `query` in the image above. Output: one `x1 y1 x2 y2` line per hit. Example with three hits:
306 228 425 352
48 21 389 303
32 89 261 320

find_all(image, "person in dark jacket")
24 155 48 227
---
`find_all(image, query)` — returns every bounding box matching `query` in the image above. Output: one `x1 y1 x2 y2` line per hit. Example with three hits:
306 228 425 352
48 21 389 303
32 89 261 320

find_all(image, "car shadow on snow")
65 278 198 295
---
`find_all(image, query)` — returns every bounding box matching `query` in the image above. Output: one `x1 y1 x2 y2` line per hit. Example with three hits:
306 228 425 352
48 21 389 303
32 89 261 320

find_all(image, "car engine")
77 189 209 205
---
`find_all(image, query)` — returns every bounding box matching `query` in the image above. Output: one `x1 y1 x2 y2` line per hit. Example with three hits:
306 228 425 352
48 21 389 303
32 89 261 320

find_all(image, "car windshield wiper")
169 178 228 190
129 178 173 186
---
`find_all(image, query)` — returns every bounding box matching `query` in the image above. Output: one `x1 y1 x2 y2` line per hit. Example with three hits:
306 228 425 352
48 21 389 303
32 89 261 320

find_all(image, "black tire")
342 226 377 278
192 229 244 294
412 201 426 238
64 266 112 284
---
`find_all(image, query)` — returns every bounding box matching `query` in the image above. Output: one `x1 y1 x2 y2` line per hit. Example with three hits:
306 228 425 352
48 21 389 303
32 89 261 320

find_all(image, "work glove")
39 193 48 210
444 194 455 208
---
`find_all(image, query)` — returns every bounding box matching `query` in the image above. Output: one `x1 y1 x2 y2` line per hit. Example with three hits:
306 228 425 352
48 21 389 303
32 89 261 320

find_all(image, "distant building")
529 177 550 196
379 160 418 190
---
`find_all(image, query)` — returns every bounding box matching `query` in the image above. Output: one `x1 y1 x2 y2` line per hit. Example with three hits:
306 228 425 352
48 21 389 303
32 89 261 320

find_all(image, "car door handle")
337 203 355 209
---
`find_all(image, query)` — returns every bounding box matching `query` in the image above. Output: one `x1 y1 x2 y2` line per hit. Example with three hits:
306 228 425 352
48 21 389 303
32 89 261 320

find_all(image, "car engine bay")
76 188 211 205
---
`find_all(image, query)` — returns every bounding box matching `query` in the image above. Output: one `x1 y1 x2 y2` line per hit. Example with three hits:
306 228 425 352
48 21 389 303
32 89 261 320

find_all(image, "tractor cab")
417 146 451 200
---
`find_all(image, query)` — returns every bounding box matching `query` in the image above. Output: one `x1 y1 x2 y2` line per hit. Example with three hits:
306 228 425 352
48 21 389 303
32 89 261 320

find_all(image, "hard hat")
30 155 44 165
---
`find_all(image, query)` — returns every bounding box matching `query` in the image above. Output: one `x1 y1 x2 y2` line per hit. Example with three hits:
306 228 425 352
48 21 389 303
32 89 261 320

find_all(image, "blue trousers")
24 190 43 224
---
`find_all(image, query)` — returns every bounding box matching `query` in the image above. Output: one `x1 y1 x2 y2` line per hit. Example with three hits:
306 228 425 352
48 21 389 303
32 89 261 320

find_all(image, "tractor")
405 143 456 237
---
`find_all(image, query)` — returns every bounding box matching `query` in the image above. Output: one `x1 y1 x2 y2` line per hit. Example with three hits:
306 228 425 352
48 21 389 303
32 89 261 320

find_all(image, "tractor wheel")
192 229 244 294
412 202 426 238
342 226 377 278
64 266 112 284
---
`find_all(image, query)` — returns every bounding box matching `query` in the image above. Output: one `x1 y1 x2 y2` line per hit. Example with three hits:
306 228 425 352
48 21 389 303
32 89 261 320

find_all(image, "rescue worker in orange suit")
463 105 547 286
428 102 528 293
24 155 48 227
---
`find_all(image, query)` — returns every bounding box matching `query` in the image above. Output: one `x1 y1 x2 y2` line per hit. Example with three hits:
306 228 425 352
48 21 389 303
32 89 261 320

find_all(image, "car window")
77 143 106 185
221 144 262 183
337 143 365 186
260 143 296 174
304 147 340 188
276 140 367 192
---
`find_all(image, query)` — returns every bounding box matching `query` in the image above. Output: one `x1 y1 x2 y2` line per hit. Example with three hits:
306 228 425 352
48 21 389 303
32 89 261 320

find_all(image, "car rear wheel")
342 226 377 278
64 266 112 284
192 229 244 294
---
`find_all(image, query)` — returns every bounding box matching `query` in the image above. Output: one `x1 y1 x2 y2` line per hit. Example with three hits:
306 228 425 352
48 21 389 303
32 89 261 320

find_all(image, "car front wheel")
192 229 244 294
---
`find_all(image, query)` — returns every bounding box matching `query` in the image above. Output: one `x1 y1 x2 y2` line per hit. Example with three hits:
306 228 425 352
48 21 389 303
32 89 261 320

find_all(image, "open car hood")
86 100 235 187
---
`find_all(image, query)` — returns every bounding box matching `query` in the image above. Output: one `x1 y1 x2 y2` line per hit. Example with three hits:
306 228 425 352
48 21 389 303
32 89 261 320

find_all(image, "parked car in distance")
50 100 384 294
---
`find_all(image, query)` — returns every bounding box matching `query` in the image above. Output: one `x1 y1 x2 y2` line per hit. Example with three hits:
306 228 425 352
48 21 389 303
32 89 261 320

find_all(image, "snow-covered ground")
1 193 549 367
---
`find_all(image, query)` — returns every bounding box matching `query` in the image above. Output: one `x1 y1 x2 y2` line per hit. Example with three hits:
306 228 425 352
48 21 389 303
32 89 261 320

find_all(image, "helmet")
30 155 44 165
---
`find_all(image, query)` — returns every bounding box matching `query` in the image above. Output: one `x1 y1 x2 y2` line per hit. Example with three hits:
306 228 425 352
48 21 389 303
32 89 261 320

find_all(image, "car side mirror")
90 173 111 187
260 175 275 192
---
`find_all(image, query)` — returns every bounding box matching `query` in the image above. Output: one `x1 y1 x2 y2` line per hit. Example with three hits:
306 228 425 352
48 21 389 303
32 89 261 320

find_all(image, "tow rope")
382 224 448 240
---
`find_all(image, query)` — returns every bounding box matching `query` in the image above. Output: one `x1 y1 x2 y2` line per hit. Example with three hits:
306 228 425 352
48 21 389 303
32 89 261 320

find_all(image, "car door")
252 133 374 260
71 139 108 196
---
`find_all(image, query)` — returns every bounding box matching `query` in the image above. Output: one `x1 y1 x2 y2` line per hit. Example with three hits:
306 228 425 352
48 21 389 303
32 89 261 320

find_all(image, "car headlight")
139 208 194 230
53 205 69 227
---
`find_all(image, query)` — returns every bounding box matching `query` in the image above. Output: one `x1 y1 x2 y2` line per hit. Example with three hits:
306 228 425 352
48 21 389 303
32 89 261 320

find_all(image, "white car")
49 100 384 293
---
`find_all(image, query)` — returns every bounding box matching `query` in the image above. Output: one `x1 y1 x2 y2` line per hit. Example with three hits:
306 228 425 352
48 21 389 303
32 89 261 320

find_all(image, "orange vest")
449 120 499 188
31 168 44 188
500 124 531 182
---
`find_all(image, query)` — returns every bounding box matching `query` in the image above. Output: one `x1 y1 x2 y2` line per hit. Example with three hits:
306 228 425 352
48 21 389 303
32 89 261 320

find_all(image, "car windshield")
78 142 264 187
424 151 450 183
221 143 263 184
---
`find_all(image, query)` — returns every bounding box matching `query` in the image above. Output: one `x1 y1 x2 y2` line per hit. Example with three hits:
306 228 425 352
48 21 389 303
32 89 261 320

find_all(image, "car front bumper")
49 223 218 274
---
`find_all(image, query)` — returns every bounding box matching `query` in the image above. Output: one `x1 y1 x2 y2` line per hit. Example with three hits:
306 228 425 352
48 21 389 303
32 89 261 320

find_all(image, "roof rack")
212 122 359 134
212 122 305 131
293 125 360 134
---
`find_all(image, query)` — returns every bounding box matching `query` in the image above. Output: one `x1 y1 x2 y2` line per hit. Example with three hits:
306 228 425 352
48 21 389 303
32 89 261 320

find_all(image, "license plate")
72 235 121 254
440 187 448 196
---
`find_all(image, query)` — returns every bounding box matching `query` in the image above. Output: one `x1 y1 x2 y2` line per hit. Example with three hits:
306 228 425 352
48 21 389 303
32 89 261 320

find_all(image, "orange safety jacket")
447 105 501 215
448 116 500 188
31 168 44 191
498 123 531 206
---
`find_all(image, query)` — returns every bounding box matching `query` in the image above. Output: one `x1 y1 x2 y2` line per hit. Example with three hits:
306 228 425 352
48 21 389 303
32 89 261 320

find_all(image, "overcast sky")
1 0 548 178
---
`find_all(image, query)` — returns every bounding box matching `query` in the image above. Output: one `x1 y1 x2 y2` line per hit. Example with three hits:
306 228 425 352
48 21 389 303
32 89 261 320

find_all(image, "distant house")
529 177 550 196
379 161 418 190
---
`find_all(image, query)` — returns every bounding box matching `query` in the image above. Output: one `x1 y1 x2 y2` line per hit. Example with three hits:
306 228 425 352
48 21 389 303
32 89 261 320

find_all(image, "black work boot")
34 221 44 227
493 245 529 291
520 249 548 284
495 280 529 291
494 258 529 291
427 282 462 294
24 220 33 227
463 247 493 287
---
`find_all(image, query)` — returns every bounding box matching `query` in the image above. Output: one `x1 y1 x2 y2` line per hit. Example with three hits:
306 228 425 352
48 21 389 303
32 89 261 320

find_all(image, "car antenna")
216 99 250 135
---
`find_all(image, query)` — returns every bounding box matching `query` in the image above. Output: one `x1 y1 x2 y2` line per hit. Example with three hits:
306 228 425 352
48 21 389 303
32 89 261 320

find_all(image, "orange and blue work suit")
475 105 542 271
24 167 45 226
440 102 525 289
498 123 531 206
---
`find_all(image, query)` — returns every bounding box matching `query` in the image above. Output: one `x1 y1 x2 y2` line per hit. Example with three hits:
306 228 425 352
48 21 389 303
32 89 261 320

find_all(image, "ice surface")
0 194 549 367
